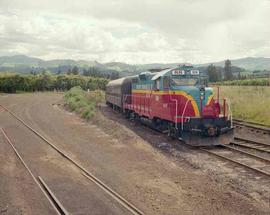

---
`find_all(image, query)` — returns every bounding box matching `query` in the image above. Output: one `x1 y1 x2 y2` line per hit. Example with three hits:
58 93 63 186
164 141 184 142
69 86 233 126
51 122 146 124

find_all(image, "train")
105 64 234 146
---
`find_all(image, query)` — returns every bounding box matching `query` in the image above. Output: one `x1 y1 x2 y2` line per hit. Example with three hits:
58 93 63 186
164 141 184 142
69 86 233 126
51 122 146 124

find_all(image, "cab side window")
163 76 170 90
154 78 160 91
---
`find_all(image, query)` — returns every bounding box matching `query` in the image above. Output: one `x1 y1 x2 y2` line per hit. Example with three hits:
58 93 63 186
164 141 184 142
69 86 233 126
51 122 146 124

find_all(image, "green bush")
81 105 95 119
64 86 103 119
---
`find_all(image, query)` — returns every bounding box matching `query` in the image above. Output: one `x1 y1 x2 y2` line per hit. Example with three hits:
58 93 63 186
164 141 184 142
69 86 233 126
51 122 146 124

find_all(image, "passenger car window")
132 78 138 83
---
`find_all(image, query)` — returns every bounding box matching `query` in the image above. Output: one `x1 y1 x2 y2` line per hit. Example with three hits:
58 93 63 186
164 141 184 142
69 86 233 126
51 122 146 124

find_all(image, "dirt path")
0 92 269 215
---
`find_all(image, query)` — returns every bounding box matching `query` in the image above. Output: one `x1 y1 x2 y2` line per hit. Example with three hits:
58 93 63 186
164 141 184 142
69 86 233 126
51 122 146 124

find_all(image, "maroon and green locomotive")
105 64 234 146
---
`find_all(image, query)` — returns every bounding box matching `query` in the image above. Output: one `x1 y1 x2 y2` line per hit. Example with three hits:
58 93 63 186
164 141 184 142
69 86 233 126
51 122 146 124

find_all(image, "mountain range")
0 55 270 75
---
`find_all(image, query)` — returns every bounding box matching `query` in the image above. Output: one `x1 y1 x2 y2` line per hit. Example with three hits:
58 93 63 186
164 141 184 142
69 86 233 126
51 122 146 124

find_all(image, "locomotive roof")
106 75 137 87
151 68 175 80
151 64 196 80
107 64 197 87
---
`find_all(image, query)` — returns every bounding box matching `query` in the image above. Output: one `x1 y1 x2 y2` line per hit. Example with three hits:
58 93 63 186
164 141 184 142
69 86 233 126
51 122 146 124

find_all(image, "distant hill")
0 55 105 68
104 62 137 72
0 55 42 67
0 55 269 76
198 57 270 71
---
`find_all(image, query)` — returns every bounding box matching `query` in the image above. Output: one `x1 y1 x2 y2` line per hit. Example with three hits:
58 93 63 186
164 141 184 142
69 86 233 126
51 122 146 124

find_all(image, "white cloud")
0 0 269 64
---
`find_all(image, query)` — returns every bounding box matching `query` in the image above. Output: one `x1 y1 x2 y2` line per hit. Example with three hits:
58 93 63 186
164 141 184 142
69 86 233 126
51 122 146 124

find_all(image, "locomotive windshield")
171 77 199 86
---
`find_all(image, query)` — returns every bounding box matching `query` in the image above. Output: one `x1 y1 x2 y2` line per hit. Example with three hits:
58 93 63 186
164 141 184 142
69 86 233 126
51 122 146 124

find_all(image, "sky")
0 0 270 64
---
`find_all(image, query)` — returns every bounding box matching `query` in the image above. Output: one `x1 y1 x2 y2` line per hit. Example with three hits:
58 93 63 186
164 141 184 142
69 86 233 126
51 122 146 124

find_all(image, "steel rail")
201 148 270 177
38 176 70 215
0 128 68 215
234 119 270 129
221 144 270 163
0 106 5 113
233 120 270 134
231 141 270 154
234 137 270 148
0 104 144 215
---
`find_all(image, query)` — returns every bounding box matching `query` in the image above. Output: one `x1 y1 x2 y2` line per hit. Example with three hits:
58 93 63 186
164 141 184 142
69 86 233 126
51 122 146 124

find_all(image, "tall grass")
213 86 270 126
64 86 104 120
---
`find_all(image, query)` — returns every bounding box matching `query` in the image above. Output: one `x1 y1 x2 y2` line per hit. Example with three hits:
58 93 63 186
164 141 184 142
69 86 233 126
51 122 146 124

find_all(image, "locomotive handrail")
123 94 127 105
168 93 178 129
226 98 233 128
214 98 232 121
124 94 233 130
181 99 191 131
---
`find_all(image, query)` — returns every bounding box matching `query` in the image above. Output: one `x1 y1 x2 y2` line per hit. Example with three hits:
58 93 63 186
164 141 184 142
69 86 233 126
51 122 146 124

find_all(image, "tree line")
215 78 269 86
207 59 235 82
0 73 108 93
55 66 120 80
206 59 270 82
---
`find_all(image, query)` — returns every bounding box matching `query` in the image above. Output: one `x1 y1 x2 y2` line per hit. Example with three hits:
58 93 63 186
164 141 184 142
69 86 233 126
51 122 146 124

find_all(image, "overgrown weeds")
64 86 104 120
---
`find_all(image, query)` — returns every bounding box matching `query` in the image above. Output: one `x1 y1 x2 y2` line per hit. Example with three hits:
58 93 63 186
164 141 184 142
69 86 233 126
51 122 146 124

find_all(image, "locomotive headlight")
200 91 205 100
200 86 205 100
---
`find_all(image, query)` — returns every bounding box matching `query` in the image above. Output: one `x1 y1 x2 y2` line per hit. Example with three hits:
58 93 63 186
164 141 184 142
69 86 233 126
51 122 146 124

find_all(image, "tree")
207 64 220 82
0 73 109 93
82 69 89 76
35 72 53 91
238 70 241 80
110 71 120 80
71 66 79 75
224 59 233 80
67 68 72 75
30 71 36 75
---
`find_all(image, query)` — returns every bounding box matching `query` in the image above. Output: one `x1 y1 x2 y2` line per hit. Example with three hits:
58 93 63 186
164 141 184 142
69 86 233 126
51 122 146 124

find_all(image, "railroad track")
1 128 69 215
201 145 270 177
232 137 270 154
0 106 4 113
0 104 144 215
201 135 270 177
198 119 270 177
165 117 270 178
233 119 270 135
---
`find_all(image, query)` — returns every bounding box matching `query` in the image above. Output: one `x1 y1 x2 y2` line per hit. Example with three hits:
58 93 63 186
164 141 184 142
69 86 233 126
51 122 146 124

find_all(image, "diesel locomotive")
105 64 234 146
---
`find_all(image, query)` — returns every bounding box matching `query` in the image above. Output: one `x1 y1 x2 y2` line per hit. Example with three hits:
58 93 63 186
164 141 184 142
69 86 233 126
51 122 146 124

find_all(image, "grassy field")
213 86 270 126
